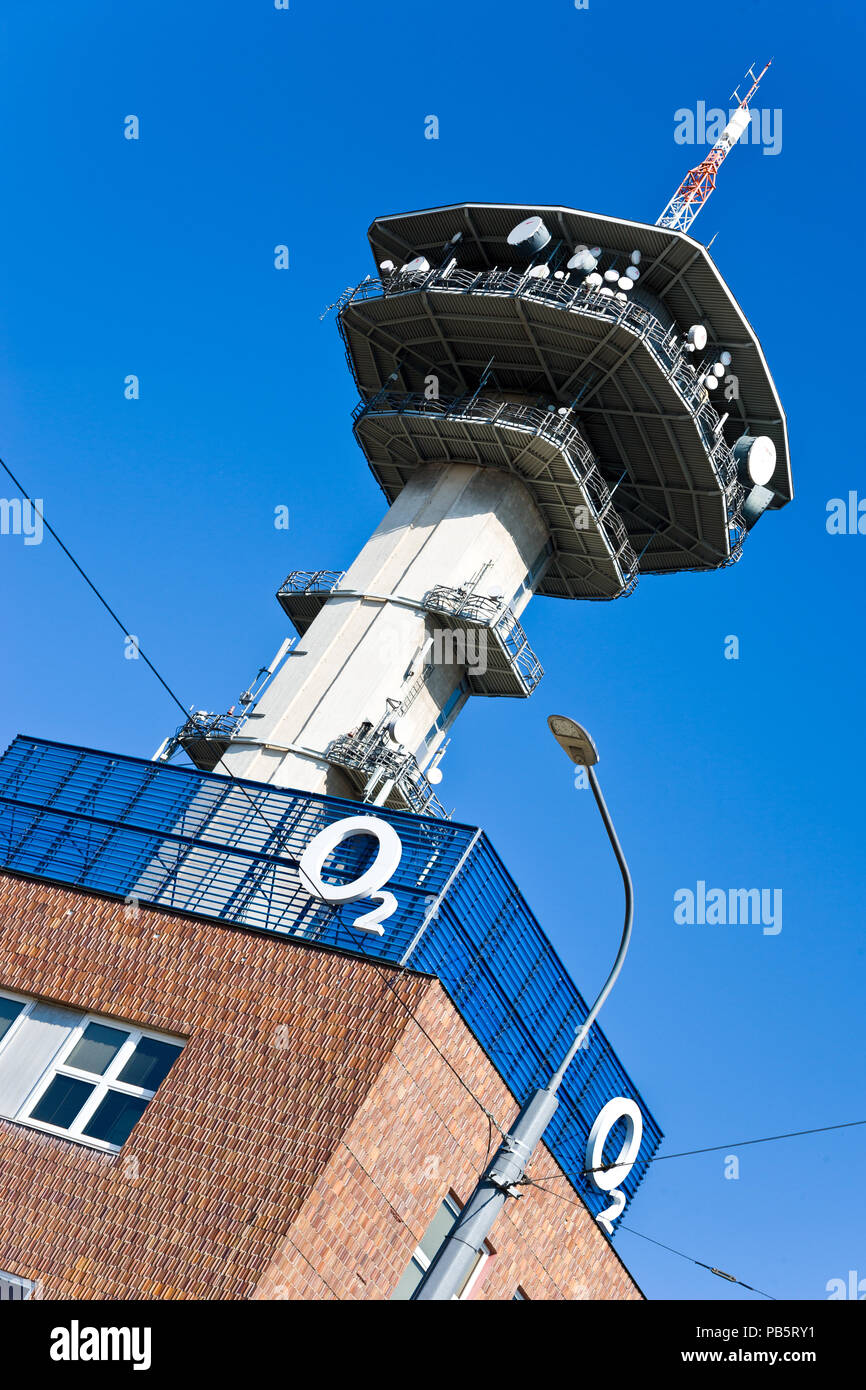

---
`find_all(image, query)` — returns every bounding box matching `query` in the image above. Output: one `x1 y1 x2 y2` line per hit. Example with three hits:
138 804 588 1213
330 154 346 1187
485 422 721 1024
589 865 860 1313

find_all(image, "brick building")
0 870 640 1300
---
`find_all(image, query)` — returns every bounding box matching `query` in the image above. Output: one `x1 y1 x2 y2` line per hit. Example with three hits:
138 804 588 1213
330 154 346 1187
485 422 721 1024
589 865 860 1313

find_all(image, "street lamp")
412 714 634 1301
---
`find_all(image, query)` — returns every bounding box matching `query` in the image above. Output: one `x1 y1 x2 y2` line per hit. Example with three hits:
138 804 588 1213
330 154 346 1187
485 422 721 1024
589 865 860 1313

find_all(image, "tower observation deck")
163 202 791 811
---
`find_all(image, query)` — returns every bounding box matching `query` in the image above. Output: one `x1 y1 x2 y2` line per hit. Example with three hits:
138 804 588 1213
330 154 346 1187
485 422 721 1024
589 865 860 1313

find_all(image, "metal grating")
0 736 662 1224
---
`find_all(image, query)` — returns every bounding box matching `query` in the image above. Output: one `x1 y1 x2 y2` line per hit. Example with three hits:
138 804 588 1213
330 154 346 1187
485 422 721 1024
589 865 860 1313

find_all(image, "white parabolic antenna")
735 435 777 486
507 215 551 255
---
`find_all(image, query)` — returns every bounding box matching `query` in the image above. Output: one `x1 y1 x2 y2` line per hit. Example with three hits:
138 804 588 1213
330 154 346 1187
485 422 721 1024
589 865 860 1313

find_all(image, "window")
0 1271 36 1300
511 541 553 607
0 990 183 1153
391 1196 490 1301
421 678 470 751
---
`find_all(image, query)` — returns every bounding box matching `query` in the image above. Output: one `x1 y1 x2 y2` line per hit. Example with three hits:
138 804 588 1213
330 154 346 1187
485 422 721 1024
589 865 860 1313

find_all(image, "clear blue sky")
1 0 863 1301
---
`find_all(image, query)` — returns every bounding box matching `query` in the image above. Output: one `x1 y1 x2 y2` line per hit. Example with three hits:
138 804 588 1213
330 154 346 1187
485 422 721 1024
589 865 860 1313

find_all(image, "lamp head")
547 715 599 767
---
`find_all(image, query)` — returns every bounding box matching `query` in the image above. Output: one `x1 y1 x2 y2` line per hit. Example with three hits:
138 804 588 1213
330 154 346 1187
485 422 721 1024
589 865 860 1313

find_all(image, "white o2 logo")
298 815 403 936
585 1096 643 1234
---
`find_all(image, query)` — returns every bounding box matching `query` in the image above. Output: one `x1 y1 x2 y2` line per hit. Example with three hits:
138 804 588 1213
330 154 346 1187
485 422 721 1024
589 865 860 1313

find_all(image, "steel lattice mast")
657 59 772 234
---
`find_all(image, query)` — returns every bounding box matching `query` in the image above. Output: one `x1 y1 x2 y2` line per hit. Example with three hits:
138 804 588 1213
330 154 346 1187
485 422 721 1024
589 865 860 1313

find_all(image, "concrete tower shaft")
221 462 548 805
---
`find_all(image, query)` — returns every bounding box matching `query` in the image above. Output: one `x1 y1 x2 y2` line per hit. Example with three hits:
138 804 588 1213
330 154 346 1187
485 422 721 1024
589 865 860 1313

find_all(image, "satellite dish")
719 350 732 366
688 324 708 351
615 291 628 301
712 362 725 378
556 406 569 417
379 260 395 272
507 215 551 256
553 269 566 279
600 287 614 297
589 246 602 258
630 249 642 265
625 266 640 281
603 268 619 283
568 249 597 273
585 271 603 288
704 375 719 389
401 256 430 274
617 276 633 292
426 766 444 786
733 435 777 487
527 263 550 279
386 715 410 746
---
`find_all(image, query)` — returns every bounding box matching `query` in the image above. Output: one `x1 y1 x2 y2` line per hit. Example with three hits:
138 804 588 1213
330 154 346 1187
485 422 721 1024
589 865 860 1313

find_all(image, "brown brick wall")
0 872 640 1301
253 969 641 1301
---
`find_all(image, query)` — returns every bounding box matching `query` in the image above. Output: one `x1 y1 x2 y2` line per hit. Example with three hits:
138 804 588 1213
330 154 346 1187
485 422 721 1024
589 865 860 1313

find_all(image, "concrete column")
221 462 549 795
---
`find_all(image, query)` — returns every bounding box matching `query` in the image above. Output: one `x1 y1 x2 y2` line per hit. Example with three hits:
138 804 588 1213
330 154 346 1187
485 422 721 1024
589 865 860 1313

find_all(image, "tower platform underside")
362 201 790 501
339 205 790 583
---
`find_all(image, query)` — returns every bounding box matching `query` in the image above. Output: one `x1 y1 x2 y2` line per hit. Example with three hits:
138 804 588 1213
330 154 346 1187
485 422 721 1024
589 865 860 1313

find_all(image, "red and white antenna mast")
657 59 772 234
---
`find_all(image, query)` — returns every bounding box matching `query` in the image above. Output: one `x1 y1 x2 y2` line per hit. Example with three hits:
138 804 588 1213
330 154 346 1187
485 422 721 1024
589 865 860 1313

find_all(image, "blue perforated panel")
0 736 661 1221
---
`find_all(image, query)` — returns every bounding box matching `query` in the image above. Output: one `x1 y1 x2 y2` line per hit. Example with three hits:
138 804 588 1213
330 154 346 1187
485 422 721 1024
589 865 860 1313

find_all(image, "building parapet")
0 734 662 1225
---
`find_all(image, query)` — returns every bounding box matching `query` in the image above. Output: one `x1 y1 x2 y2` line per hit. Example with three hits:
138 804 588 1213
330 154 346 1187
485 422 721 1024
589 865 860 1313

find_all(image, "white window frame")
406 1195 491 1300
0 987 36 1060
0 1270 36 1300
0 990 183 1154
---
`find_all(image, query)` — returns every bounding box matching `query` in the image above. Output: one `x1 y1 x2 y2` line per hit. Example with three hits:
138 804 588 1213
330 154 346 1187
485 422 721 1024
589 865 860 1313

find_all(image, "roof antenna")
657 59 772 235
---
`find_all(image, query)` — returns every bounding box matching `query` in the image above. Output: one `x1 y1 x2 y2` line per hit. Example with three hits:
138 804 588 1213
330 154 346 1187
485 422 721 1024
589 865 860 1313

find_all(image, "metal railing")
423 585 543 693
326 729 450 820
341 265 748 553
277 569 345 598
180 711 246 739
170 710 248 751
354 391 639 594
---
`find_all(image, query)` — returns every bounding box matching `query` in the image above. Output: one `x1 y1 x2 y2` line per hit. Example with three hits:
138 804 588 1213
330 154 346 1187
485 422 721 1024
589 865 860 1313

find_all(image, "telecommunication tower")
160 69 790 816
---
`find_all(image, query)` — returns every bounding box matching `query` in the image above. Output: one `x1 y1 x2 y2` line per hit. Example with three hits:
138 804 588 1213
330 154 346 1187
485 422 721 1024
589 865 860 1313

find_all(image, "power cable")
10 461 846 1236
527 1117 866 1182
0 458 508 1139
616 1224 777 1300
521 1176 777 1300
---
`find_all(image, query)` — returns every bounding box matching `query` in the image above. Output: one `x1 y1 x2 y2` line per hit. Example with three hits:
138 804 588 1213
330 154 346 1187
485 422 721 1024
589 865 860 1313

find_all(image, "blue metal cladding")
0 736 662 1223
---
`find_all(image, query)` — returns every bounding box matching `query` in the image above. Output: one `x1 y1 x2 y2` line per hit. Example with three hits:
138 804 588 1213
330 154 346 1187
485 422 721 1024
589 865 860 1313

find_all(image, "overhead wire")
616 1224 777 1301
526 1117 866 1182
5 457 849 1283
0 457 508 1139
521 1176 777 1300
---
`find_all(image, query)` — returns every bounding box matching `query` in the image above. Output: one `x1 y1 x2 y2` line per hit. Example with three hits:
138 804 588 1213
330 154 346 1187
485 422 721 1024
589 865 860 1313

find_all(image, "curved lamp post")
412 715 634 1300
